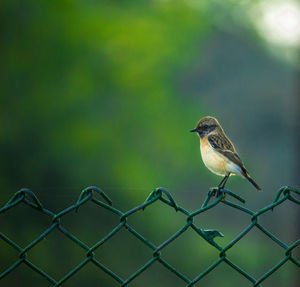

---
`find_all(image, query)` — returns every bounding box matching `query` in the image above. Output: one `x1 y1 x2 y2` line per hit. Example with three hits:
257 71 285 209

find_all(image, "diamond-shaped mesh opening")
26 228 87 279
225 227 286 277
127 260 188 287
128 199 187 246
0 202 50 247
261 260 299 287
191 202 250 246
92 227 153 279
0 261 52 287
60 261 121 287
61 200 120 246
194 261 254 287
256 199 299 244
160 227 219 278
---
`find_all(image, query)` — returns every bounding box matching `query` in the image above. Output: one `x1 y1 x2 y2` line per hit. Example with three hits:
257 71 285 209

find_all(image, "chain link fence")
0 186 299 286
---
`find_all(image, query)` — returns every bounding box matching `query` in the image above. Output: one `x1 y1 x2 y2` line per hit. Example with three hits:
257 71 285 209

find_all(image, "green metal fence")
0 186 299 286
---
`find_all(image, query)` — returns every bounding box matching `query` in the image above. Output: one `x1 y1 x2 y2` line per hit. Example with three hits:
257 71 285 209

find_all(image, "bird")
190 116 261 192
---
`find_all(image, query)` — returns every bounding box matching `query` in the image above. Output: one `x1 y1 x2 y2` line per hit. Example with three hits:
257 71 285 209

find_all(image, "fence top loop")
155 187 178 211
3 188 43 211
272 186 298 204
1 190 25 211
75 186 112 212
144 187 178 211
21 188 43 210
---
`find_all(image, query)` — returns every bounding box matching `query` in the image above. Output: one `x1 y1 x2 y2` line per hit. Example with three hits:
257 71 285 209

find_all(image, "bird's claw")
209 187 218 196
209 187 226 201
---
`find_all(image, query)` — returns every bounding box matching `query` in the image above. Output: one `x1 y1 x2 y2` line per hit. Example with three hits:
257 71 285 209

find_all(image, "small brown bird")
190 116 261 191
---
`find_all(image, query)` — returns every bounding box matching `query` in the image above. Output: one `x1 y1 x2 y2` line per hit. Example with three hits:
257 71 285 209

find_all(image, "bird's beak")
190 128 197 132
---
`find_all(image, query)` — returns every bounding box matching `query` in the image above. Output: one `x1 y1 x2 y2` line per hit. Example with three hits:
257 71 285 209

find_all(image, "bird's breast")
200 137 230 176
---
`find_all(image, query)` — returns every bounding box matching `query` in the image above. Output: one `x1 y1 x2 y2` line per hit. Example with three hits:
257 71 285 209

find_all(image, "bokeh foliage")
0 1 211 199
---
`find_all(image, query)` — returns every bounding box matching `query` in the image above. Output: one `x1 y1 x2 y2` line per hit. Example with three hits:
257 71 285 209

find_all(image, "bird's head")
190 116 220 138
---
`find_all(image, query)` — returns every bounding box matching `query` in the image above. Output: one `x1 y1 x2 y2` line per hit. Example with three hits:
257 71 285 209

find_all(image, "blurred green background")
1 0 299 286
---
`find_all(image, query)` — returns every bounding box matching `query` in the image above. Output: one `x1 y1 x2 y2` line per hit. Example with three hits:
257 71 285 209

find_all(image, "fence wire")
0 186 299 286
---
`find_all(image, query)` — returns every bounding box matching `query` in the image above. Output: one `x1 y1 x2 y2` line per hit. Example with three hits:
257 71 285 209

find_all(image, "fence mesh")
0 186 299 286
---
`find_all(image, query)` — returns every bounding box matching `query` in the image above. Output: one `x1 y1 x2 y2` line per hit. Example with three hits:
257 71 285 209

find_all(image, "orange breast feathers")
200 136 230 176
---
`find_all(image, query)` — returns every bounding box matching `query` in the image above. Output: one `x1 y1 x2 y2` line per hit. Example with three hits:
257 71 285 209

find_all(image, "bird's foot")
209 187 218 196
216 189 226 201
209 187 226 201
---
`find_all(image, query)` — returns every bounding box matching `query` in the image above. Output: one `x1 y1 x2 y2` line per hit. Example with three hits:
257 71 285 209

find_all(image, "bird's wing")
208 134 247 173
208 134 235 151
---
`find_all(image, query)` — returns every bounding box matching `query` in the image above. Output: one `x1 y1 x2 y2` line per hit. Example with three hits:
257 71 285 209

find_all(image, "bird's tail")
244 173 262 191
